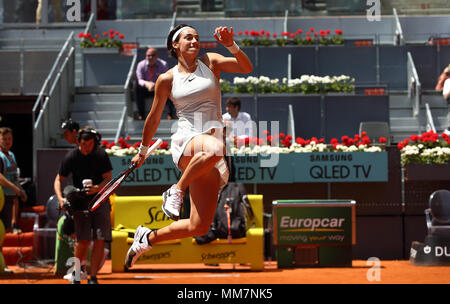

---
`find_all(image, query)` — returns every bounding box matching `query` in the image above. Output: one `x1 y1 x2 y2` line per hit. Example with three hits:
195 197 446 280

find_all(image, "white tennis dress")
169 59 229 187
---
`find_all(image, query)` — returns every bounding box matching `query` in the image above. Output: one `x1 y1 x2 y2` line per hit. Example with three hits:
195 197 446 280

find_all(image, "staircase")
126 118 176 143
70 86 126 142
68 86 175 144
389 91 448 143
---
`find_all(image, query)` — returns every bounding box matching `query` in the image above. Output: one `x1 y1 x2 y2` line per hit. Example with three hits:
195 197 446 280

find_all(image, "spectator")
135 47 176 120
435 64 450 134
36 0 62 24
223 97 253 140
61 119 80 145
54 126 112 284
0 127 27 234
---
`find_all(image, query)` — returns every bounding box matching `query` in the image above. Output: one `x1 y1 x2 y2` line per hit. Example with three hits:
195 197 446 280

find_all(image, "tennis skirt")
170 126 229 189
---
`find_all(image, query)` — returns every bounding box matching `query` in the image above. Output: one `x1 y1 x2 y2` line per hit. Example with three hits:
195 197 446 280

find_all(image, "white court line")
134 274 241 279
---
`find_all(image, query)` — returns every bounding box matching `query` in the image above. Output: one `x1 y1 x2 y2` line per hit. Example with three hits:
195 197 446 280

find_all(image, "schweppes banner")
109 152 388 185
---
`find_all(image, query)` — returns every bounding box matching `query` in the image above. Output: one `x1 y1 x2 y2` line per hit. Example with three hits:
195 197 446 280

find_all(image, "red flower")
326 30 331 35
361 131 367 137
319 138 325 143
330 138 338 145
119 34 125 39
314 32 318 36
379 137 387 143
237 31 243 35
109 29 114 34
297 29 303 34
260 30 265 35
410 134 419 142
101 140 109 146
272 33 277 38
311 137 319 143
160 141 169 149
77 32 85 38
244 30 249 35
263 130 270 135
306 36 312 41
279 133 285 138
109 34 115 39
281 32 290 36
125 136 131 141
306 32 311 36
115 31 120 36
266 32 270 37
310 27 315 32
320 30 326 36
296 137 305 145
289 33 295 39
103 32 108 36
397 142 405 150
361 136 371 145
335 29 343 35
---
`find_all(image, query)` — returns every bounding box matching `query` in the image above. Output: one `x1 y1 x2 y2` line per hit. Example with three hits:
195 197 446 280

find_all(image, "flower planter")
404 163 450 181
81 47 120 54
83 49 132 86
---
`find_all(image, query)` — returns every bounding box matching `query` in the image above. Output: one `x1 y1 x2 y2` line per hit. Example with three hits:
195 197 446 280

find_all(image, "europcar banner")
273 200 356 246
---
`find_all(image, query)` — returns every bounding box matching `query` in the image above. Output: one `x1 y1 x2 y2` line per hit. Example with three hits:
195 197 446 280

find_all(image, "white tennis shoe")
125 225 152 268
162 185 184 221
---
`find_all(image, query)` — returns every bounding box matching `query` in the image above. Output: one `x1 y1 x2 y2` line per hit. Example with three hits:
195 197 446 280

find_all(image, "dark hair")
77 126 101 145
226 97 241 110
167 24 197 59
0 127 12 136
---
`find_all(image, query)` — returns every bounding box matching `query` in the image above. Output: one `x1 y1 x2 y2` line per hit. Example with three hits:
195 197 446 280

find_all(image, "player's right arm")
131 70 173 168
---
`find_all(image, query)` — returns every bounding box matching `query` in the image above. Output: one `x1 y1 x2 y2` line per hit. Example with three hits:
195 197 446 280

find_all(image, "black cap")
61 119 80 131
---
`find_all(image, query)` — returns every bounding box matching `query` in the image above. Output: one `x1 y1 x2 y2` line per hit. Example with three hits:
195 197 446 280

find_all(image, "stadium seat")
425 189 450 237
359 121 391 145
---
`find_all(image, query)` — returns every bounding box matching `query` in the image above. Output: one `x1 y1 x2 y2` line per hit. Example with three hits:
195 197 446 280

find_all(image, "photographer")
53 126 112 284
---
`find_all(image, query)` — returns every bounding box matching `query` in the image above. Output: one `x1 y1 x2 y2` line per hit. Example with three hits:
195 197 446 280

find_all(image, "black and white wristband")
138 143 149 156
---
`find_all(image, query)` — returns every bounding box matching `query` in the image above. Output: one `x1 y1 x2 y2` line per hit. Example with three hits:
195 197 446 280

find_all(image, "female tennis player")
125 24 253 267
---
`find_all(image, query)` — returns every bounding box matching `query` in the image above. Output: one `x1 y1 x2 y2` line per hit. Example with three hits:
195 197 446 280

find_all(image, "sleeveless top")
170 59 223 133
0 150 18 196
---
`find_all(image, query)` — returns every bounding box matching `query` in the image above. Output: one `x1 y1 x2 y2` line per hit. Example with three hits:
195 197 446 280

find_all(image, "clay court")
1 260 449 284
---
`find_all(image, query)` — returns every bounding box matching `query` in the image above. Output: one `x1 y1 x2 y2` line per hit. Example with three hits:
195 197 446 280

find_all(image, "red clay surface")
1 260 449 284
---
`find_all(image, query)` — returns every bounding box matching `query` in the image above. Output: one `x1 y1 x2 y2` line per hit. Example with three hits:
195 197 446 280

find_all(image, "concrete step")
69 101 125 112
77 120 121 130
75 85 124 94
74 93 125 103
71 111 123 121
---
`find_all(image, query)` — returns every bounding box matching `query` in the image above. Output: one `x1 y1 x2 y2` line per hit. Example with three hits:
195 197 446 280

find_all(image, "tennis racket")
89 138 163 211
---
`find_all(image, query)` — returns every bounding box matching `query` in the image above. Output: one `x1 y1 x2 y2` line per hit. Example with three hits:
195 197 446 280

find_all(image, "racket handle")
144 138 163 159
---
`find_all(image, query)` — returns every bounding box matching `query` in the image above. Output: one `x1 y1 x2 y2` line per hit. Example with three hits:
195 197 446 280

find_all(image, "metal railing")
115 52 138 141
32 32 75 182
425 103 436 133
406 51 421 117
392 8 405 46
